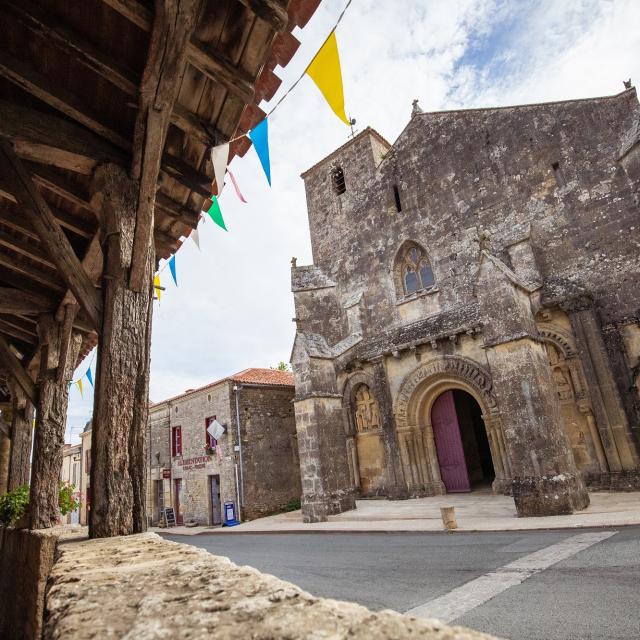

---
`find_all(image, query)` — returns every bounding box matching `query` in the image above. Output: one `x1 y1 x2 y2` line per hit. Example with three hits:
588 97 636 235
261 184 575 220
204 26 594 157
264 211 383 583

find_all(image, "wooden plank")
237 0 289 32
0 415 9 437
6 0 139 98
0 140 103 330
0 226 56 269
0 334 36 404
129 0 203 291
0 49 132 151
0 99 126 174
0 251 65 293
0 288 56 315
0 318 37 345
103 0 255 102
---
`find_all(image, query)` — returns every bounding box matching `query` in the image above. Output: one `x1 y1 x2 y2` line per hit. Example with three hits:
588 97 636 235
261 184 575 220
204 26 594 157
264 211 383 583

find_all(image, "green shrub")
0 484 30 526
0 482 79 526
58 481 79 516
281 498 301 512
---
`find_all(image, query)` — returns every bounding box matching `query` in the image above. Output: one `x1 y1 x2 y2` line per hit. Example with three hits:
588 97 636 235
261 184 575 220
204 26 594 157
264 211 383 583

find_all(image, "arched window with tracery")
396 242 435 296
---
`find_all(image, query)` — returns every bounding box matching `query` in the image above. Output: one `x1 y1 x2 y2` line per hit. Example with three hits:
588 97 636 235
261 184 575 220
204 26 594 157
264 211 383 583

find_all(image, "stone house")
60 443 81 524
291 87 640 523
78 421 92 526
147 368 301 526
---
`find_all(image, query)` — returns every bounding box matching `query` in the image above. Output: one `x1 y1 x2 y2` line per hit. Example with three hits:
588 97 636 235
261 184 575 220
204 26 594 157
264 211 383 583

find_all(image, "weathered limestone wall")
239 385 301 519
44 532 500 640
168 382 236 524
0 527 59 640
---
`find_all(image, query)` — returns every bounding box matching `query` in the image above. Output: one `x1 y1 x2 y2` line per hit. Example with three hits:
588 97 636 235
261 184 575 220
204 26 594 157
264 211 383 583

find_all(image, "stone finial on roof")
623 79 632 89
411 98 423 117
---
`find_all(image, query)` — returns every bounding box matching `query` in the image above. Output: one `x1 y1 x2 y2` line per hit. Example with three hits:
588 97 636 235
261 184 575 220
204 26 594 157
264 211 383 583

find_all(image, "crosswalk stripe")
404 530 617 623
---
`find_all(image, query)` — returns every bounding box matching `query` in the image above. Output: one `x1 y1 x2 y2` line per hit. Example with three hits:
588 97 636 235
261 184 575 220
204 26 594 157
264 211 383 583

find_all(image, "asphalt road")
162 527 640 640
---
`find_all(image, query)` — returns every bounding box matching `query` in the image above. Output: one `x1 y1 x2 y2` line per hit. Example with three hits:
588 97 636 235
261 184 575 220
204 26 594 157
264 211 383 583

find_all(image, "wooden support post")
7 383 33 491
0 415 10 494
28 315 81 529
89 164 154 538
129 0 203 291
0 334 36 404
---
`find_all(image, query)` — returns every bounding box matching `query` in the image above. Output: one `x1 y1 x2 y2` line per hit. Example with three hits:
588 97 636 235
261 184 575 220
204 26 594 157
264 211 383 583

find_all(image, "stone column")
7 385 33 491
566 304 639 470
371 359 408 498
477 251 588 517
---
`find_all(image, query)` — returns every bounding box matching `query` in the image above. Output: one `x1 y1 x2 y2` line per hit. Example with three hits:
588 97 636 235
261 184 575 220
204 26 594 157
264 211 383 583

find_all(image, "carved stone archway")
394 356 512 495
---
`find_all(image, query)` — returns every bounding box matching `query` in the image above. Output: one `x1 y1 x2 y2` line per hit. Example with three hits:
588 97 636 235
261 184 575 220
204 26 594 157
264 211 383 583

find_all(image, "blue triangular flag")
169 255 177 286
86 367 94 388
249 118 271 185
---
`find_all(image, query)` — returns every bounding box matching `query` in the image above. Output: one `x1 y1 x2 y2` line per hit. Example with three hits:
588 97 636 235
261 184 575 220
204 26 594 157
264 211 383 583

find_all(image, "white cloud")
64 0 640 442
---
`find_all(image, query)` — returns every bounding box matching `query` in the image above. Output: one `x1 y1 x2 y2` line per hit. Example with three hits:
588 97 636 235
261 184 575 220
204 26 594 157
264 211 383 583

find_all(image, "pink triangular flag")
211 143 230 196
228 169 248 204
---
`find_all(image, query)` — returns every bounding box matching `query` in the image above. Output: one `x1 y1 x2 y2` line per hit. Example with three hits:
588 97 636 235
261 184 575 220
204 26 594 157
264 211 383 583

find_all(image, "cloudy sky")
65 0 640 442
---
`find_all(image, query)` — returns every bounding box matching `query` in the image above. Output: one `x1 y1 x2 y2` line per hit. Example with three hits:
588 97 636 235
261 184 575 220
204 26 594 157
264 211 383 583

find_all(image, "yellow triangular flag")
76 379 83 398
154 274 162 301
305 32 350 125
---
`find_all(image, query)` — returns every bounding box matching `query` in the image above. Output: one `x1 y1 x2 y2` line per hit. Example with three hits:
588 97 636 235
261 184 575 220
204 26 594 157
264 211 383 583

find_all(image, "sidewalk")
153 490 640 536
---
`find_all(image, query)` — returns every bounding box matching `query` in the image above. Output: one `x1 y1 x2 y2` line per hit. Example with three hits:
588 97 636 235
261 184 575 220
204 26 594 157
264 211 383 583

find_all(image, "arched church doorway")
430 390 494 493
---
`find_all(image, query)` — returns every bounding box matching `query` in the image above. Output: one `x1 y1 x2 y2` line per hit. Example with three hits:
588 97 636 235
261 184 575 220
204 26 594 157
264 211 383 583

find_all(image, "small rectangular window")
85 449 91 474
393 184 402 212
172 426 182 457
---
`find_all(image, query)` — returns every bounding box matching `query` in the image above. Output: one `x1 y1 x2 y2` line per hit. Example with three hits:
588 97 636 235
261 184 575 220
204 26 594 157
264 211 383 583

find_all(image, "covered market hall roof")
0 0 320 408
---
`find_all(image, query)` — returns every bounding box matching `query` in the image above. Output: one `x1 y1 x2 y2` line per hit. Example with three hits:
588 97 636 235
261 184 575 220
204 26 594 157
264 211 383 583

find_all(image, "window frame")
398 243 436 297
171 425 183 457
205 416 217 450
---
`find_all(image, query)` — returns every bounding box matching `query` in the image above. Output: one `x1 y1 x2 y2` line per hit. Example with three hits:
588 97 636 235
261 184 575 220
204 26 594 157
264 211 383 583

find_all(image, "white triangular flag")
210 142 229 196
191 227 200 250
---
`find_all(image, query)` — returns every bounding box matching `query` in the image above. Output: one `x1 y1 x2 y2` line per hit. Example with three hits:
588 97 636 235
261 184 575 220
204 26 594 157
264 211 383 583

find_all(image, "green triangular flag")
205 195 227 231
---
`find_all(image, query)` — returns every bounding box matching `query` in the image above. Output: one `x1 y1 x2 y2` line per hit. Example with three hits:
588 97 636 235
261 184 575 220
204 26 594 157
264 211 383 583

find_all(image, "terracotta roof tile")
151 367 293 407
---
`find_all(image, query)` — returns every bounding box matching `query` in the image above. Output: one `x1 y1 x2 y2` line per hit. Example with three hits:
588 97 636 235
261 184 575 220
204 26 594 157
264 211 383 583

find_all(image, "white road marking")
405 530 617 623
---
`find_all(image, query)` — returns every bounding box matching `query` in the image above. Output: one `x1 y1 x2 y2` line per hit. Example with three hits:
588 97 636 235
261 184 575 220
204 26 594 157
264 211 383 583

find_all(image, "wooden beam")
0 288 56 315
0 251 65 293
0 140 103 330
102 0 255 103
0 318 37 345
0 227 56 269
237 0 289 32
0 99 126 174
129 0 203 291
9 1 225 147
0 334 36 404
0 49 131 150
155 193 199 229
0 415 9 438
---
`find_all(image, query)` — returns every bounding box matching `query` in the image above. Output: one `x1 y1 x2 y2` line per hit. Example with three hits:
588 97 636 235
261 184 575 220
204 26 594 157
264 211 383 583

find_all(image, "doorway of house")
209 475 222 526
430 389 495 493
174 478 183 525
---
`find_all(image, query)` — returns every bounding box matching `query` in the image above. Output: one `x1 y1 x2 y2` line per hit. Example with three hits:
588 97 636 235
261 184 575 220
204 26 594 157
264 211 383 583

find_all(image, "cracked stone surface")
45 532 502 639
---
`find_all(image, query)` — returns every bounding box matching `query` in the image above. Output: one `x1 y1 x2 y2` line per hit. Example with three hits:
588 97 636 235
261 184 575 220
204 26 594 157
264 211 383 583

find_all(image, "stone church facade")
291 87 640 522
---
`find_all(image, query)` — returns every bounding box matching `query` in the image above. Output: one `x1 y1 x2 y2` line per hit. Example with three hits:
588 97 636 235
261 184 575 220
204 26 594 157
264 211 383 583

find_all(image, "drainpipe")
233 385 245 511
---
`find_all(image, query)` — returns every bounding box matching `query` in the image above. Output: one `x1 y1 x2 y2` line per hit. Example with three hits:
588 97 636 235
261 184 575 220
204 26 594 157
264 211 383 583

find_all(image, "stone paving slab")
153 491 640 536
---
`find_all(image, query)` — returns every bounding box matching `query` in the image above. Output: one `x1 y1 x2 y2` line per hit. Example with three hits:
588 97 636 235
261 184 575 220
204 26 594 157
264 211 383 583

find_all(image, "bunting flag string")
86 367 94 388
249 118 271 185
191 227 201 250
228 170 247 203
76 378 83 398
305 31 349 125
211 143 230 196
205 195 227 231
154 274 162 301
169 255 178 286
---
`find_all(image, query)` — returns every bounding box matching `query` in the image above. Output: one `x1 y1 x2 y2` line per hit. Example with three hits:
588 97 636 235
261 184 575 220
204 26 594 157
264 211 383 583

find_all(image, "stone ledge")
45 532 501 640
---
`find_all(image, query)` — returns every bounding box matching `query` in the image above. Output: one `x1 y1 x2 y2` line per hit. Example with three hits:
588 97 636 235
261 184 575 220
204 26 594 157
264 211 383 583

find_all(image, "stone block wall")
238 385 301 519
44 532 500 640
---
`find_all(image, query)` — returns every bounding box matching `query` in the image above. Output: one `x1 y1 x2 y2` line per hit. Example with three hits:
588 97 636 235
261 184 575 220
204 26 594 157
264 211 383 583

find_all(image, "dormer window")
396 242 435 296
331 166 346 194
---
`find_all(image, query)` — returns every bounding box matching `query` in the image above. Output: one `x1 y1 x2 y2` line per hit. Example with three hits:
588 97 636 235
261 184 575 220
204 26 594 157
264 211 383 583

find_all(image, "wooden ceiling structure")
0 0 320 533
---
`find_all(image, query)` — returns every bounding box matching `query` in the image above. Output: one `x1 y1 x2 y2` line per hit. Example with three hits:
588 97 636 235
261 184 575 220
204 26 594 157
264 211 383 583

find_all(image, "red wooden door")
174 478 183 525
431 391 471 492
